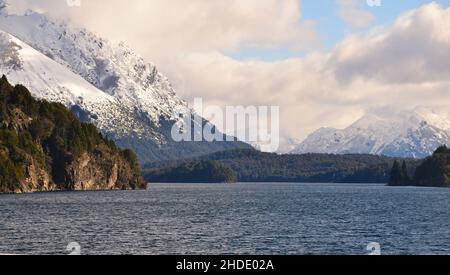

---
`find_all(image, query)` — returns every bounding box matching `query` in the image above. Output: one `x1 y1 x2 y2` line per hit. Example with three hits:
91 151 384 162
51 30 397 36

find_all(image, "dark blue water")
0 183 449 255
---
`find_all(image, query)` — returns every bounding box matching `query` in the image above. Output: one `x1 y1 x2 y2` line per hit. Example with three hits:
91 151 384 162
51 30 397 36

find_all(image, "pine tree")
413 146 450 187
401 161 410 185
389 160 403 186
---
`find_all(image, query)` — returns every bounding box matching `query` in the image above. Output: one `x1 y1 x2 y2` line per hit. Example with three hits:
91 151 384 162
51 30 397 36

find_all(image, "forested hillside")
144 149 421 183
0 76 145 193
389 146 450 187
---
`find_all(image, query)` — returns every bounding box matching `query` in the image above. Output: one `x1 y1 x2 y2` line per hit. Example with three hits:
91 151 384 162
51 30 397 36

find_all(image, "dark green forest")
146 160 237 183
144 149 421 183
389 146 450 187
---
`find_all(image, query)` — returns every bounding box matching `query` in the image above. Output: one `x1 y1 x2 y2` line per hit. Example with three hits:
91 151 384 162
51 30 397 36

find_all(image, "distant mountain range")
292 108 450 158
0 5 250 164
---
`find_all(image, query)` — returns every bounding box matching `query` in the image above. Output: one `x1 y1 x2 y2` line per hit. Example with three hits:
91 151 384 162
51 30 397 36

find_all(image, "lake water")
0 183 449 255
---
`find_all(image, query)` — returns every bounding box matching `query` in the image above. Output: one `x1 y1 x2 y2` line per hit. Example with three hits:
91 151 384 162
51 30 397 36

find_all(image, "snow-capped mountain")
0 30 138 136
0 4 250 163
276 136 301 154
292 108 450 158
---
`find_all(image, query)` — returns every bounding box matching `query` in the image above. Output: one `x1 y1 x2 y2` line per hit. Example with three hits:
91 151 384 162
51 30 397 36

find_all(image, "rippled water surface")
0 183 449 255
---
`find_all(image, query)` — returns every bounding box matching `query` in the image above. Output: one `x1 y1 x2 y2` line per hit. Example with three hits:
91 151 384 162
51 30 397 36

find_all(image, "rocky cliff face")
16 154 53 193
64 150 142 191
0 75 145 193
4 149 143 193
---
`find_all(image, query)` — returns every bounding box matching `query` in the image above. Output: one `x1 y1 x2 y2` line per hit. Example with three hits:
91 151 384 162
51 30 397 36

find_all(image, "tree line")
389 146 450 187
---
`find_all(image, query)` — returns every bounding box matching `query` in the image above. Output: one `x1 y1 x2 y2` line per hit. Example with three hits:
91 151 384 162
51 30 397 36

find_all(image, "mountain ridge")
0 7 250 163
292 108 450 158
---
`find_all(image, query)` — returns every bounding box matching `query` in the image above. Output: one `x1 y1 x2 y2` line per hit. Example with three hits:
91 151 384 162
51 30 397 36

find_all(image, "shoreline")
0 184 150 195
2 182 449 195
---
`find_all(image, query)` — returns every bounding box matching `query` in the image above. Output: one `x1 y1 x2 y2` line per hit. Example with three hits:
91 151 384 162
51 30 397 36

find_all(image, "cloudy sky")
8 0 450 148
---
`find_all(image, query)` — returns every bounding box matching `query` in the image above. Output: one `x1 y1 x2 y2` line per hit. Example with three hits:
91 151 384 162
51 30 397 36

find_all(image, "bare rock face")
66 151 142 191
21 157 54 193
9 148 144 193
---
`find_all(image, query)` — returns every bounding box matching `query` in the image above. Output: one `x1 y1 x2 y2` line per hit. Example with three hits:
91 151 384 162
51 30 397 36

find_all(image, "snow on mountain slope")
0 31 128 131
0 9 185 131
275 136 301 154
0 7 250 162
292 109 450 158
0 29 167 143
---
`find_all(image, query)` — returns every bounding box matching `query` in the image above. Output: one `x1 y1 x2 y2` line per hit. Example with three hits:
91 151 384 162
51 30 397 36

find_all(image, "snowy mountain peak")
292 108 450 158
0 7 250 163
412 107 450 131
0 30 120 126
0 9 187 123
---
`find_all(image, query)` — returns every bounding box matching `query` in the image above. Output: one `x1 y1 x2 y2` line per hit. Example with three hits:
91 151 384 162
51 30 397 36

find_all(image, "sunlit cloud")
336 0 376 28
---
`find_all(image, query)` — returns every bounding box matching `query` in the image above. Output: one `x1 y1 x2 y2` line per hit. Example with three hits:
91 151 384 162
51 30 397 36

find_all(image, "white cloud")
331 2 450 84
166 3 450 141
336 0 375 28
9 0 320 59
